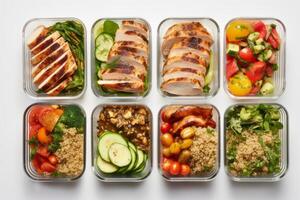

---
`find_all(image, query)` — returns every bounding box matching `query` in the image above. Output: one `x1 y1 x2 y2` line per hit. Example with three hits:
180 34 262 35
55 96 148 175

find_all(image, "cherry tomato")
37 127 52 144
268 28 280 49
249 85 261 96
36 145 50 158
226 59 239 80
162 159 173 172
180 164 191 176
48 155 58 165
245 61 266 83
238 47 256 62
28 105 44 126
253 20 267 39
40 162 56 173
226 21 253 42
160 122 171 134
169 162 181 175
169 142 181 155
29 124 42 139
266 65 274 77
31 155 42 174
160 133 174 147
228 73 252 96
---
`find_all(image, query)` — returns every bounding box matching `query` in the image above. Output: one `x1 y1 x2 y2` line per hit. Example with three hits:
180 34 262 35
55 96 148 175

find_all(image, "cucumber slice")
98 133 127 162
95 33 114 62
133 153 147 173
97 156 118 174
128 142 137 152
133 149 144 170
108 143 132 167
93 20 105 38
204 51 214 86
123 147 137 173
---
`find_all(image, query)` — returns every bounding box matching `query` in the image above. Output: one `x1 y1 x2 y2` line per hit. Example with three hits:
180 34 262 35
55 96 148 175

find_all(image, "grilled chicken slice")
108 49 148 68
162 106 213 123
161 77 203 96
162 22 213 57
111 41 148 58
172 115 207 134
122 20 149 38
46 77 72 96
32 41 69 77
172 37 211 52
163 52 207 74
38 57 76 90
27 26 49 49
115 28 148 45
30 31 61 55
100 64 145 81
97 80 144 93
163 70 205 87
33 50 72 84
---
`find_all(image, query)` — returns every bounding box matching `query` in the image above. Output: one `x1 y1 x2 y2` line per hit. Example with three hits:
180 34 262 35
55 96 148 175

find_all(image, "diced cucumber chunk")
253 44 265 54
97 156 118 174
248 32 260 42
98 133 127 162
260 82 274 95
108 143 132 167
95 33 114 62
226 43 239 56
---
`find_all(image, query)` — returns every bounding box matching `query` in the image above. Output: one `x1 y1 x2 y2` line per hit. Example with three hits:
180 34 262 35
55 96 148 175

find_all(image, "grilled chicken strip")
100 64 145 81
111 41 148 58
115 28 148 46
108 49 148 68
97 80 144 93
46 77 72 96
172 115 207 134
163 70 205 87
162 106 213 123
27 26 49 49
30 31 61 55
122 20 149 39
161 77 203 96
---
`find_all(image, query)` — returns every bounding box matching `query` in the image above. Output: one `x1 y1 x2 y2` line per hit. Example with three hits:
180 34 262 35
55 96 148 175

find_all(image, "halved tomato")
36 145 50 158
253 20 267 39
40 162 56 173
268 28 280 49
238 47 256 62
249 85 261 95
226 59 239 80
266 65 274 77
246 61 266 83
28 105 44 126
31 155 43 174
29 124 42 139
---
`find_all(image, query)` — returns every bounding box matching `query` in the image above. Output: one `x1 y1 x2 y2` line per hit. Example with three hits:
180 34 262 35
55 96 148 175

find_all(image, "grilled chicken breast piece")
161 77 203 96
97 80 144 93
32 41 69 77
100 64 145 81
108 49 148 68
27 26 49 49
46 77 72 96
163 70 205 87
30 31 61 55
122 20 149 38
111 41 148 58
115 28 148 45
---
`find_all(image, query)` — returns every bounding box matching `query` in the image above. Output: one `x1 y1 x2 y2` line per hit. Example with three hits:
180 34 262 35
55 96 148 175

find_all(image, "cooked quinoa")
55 128 84 177
189 127 217 175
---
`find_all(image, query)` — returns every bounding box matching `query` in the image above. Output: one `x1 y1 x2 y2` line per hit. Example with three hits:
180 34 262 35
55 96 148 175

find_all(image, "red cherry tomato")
253 20 267 39
161 122 171 134
40 162 56 173
162 159 173 172
29 124 42 139
266 65 274 77
238 47 256 62
48 155 58 165
246 61 266 83
31 155 43 174
226 59 239 80
169 161 181 175
268 30 280 49
180 164 191 176
28 105 44 126
36 146 50 158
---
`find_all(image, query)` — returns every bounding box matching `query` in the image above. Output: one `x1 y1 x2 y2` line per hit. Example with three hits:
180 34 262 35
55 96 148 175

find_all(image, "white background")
0 0 299 199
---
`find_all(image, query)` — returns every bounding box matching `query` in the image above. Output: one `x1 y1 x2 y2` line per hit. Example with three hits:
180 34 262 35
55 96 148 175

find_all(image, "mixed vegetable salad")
226 20 281 96
93 19 150 96
160 105 218 178
27 104 85 177
27 20 85 96
225 104 283 177
95 105 151 176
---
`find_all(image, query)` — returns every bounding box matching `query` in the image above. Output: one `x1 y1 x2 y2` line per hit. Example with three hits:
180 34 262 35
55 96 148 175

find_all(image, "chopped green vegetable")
103 20 119 37
226 43 239 56
58 105 84 130
260 82 274 95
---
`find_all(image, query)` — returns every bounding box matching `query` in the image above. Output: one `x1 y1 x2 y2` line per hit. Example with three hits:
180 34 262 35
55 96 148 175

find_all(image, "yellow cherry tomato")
228 73 252 96
226 20 253 42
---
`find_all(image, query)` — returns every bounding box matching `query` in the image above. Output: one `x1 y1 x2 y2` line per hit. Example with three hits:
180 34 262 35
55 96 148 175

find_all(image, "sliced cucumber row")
95 33 114 62
97 132 148 175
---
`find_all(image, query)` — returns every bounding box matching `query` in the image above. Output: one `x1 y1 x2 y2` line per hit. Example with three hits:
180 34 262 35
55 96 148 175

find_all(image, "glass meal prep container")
158 104 220 181
23 18 87 99
91 18 152 99
157 18 220 99
23 103 86 182
224 103 288 182
224 18 286 99
92 104 153 182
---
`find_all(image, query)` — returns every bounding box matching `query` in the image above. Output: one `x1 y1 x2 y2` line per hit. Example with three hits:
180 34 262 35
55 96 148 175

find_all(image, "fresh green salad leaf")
103 20 119 36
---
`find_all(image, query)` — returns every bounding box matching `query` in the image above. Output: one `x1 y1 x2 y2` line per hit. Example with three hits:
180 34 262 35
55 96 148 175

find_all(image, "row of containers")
23 103 289 182
23 17 285 99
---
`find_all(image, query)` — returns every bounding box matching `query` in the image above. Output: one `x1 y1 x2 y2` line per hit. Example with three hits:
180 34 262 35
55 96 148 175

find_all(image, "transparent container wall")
91 18 152 99
92 104 153 182
23 103 86 182
23 18 87 100
224 18 286 100
224 103 288 182
158 104 220 182
157 18 220 99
